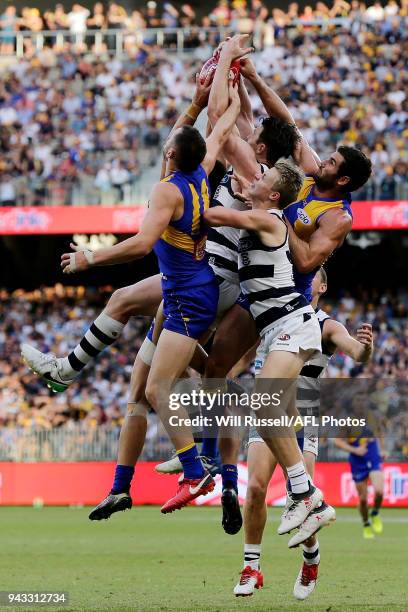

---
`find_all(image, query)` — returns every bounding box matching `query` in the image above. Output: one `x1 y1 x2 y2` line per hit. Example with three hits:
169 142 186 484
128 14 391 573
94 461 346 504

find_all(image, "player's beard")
312 172 337 190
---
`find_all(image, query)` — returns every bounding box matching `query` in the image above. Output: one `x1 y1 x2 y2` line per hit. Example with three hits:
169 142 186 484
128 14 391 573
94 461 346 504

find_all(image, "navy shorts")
235 292 251 312
161 279 219 340
349 454 382 482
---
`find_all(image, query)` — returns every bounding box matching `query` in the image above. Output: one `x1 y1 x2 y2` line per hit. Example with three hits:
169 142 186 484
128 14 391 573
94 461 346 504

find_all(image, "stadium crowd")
0 0 406 45
0 285 407 461
0 1 407 206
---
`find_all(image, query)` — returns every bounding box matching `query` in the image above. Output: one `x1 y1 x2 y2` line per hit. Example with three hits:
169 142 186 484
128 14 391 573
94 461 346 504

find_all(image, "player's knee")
145 381 159 410
359 493 368 505
107 286 139 319
247 477 268 506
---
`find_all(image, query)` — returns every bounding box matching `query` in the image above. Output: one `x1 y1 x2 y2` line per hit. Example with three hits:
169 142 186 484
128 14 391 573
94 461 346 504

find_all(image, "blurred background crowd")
0 0 407 206
0 285 407 461
1 0 407 40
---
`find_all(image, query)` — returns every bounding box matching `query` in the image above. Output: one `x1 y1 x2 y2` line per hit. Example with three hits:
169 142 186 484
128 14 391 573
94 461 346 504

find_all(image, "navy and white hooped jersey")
296 309 333 416
238 208 312 336
205 164 268 286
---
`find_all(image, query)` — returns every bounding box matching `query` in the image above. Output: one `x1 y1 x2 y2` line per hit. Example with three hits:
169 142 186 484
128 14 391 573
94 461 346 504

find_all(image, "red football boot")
161 471 215 514
234 566 264 597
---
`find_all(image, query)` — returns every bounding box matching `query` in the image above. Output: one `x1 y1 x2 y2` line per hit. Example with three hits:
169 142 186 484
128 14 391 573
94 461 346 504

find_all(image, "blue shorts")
236 292 251 312
349 454 382 483
161 279 219 340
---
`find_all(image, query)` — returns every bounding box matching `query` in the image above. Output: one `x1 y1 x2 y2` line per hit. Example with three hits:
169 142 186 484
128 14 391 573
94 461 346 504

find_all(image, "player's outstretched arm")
236 77 254 141
323 320 373 363
287 207 352 273
202 81 241 175
61 182 181 273
333 438 368 456
204 206 278 234
161 72 213 179
207 37 259 180
240 57 320 174
208 34 253 122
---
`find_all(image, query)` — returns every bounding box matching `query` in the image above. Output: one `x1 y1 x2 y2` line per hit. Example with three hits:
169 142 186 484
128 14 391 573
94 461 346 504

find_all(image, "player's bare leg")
21 275 162 392
255 349 323 534
204 304 258 533
291 449 333 600
234 441 274 596
368 470 384 534
145 329 215 513
89 354 151 520
355 479 374 538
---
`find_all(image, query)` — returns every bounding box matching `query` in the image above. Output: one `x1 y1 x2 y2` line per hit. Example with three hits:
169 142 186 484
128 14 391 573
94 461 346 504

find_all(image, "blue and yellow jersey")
153 165 215 288
284 176 352 302
347 412 381 464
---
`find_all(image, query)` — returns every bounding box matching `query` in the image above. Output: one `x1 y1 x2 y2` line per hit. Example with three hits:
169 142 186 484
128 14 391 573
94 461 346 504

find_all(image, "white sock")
287 461 309 495
60 312 125 379
302 540 320 565
244 544 261 570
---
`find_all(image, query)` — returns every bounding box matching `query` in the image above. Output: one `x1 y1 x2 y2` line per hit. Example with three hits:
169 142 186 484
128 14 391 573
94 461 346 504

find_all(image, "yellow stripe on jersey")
297 176 315 200
201 178 210 211
190 183 201 235
161 225 195 254
161 173 175 183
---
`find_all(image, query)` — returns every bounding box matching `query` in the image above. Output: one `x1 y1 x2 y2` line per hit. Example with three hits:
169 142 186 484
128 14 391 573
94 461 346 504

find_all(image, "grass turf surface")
0 507 407 611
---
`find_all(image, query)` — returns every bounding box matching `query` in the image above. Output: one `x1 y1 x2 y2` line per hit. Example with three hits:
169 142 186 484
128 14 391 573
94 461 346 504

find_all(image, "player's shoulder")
297 175 316 199
315 308 331 324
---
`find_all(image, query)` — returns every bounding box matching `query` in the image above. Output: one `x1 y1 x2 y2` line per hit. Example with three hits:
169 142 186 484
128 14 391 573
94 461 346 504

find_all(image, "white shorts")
247 426 319 458
303 428 319 456
254 311 322 374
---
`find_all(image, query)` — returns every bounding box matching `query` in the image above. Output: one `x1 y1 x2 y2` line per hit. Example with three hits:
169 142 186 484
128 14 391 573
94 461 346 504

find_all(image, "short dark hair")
259 117 301 167
173 126 207 173
337 146 372 192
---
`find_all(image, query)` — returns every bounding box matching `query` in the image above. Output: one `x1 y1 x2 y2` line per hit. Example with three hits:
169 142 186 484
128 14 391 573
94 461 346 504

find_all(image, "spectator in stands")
0 5 17 54
87 3 107 30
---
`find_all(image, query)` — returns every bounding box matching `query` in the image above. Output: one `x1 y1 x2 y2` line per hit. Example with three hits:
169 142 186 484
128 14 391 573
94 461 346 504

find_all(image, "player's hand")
356 323 373 347
61 243 94 274
192 71 213 109
232 171 251 206
381 449 389 460
220 34 254 61
353 444 368 457
239 57 258 81
213 36 231 57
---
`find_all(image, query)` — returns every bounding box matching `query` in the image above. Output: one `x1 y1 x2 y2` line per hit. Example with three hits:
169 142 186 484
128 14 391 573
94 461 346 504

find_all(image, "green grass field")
0 507 407 611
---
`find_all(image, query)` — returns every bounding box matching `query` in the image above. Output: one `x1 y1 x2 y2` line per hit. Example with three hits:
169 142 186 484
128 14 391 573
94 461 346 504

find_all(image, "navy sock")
111 465 134 494
201 436 219 460
178 444 205 480
222 464 238 492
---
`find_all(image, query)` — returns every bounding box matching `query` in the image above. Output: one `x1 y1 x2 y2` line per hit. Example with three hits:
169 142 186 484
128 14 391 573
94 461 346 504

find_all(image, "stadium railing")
0 424 172 462
0 426 405 462
0 26 229 58
0 19 353 58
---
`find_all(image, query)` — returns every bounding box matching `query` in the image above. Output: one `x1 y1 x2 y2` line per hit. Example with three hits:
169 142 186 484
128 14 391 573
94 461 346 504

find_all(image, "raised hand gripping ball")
199 51 241 87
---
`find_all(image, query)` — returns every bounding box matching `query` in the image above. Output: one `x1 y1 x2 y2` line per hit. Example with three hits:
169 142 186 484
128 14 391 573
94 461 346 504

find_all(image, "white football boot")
21 344 75 393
